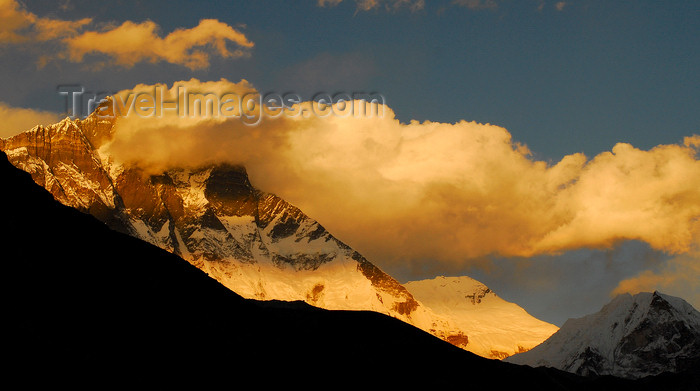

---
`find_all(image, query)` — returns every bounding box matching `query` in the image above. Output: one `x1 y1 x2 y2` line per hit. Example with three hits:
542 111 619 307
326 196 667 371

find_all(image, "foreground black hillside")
0 151 696 389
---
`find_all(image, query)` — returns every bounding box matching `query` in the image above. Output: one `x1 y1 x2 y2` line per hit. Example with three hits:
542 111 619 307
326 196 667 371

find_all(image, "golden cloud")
0 102 61 138
0 0 252 69
65 19 253 70
0 0 91 43
98 79 700 276
612 253 700 308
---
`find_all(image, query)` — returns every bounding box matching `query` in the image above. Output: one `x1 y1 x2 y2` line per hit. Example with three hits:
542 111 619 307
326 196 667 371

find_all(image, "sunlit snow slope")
0 103 556 357
0 109 468 348
405 276 559 359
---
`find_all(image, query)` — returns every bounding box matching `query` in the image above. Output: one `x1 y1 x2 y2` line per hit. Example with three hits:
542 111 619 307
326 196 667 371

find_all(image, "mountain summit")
0 148 512 386
0 107 557 358
505 291 700 379
7 147 698 389
0 109 471 345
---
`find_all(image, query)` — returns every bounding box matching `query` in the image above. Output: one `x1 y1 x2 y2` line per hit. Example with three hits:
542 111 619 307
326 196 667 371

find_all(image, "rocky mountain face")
9 148 696 390
0 110 471 348
405 276 559 359
505 291 700 379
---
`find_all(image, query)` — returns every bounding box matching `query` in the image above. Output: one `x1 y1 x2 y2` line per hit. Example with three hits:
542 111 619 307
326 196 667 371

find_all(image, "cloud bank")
99 79 700 285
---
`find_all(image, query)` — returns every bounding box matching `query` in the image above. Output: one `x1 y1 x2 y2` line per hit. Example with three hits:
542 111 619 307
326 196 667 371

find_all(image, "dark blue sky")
11 0 699 161
3 0 698 325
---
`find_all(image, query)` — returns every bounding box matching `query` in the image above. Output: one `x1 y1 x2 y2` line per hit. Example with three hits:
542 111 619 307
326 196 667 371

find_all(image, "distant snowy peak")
405 276 559 359
505 291 700 379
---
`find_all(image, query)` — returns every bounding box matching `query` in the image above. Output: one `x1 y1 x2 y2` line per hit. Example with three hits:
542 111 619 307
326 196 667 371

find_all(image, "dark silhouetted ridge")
1 150 698 389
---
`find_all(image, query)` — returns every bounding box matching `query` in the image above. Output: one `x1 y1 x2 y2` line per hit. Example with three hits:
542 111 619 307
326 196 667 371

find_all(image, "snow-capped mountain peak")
0 111 470 350
0 109 558 359
505 291 700 379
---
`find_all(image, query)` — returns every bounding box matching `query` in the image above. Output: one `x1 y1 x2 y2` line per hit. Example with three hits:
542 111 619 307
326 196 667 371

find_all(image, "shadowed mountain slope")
0 111 560 358
2 150 698 389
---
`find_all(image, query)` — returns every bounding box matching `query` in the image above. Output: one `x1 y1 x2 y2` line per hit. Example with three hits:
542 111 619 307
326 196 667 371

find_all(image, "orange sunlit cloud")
65 19 254 70
612 253 700 307
0 102 61 138
0 0 91 43
0 0 253 69
97 79 700 277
